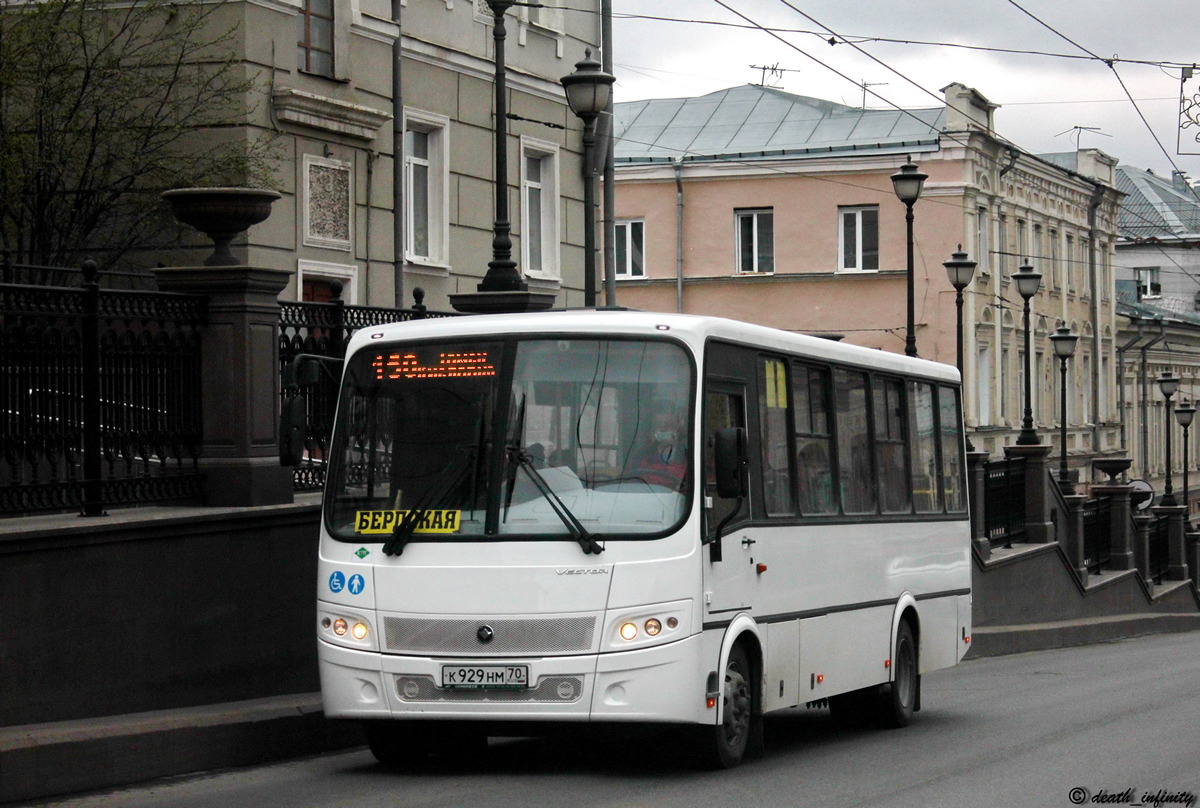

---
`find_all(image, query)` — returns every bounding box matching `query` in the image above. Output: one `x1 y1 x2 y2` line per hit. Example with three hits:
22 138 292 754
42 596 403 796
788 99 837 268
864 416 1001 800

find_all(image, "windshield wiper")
384 447 476 557
509 447 603 555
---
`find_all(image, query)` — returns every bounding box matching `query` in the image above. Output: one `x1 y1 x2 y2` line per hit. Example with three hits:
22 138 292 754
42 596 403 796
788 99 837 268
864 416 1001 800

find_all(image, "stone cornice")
271 89 392 141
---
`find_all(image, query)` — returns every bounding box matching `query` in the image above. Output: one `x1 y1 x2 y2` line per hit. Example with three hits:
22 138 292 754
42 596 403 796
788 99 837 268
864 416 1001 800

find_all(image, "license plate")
441 664 529 689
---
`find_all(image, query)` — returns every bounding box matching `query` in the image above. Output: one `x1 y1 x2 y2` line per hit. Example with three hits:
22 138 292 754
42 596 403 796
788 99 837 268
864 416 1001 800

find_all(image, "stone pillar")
1132 512 1153 581
1061 494 1089 583
1004 444 1055 543
152 266 294 507
1092 484 1135 571
967 450 990 560
1188 531 1200 586
1156 505 1190 581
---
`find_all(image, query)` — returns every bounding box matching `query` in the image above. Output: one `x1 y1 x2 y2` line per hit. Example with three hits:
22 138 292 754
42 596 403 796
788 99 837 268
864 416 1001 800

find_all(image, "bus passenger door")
702 381 758 617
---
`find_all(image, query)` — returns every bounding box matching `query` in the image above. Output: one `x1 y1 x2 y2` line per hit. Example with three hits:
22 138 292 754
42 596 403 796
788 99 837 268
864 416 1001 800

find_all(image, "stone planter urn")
161 187 281 266
1093 456 1133 484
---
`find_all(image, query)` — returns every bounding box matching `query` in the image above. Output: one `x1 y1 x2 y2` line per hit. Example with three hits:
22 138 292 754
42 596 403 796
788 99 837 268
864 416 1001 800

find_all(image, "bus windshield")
324 336 694 545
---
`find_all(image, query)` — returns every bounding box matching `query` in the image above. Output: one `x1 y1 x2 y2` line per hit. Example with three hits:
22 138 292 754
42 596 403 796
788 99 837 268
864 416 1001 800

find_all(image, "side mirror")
279 395 307 466
714 426 748 498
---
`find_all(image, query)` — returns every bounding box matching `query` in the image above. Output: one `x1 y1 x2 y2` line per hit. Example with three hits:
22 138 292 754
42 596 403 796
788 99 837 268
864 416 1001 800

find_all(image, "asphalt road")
29 633 1200 808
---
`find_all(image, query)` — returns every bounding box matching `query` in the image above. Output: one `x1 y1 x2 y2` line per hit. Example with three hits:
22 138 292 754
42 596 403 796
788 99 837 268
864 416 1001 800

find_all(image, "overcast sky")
610 0 1200 179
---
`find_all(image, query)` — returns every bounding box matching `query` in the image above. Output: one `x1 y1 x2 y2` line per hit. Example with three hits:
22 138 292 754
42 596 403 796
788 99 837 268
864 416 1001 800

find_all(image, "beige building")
165 0 602 310
612 82 1124 482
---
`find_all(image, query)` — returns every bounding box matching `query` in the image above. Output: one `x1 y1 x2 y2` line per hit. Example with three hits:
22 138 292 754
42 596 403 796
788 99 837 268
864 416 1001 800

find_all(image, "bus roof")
345 309 961 384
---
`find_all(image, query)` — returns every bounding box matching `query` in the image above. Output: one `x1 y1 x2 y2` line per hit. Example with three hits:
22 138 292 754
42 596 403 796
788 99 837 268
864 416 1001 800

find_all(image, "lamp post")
1012 261 1043 445
891 156 927 358
561 50 615 309
944 245 977 451
1175 398 1196 523
1158 369 1180 507
1049 325 1078 495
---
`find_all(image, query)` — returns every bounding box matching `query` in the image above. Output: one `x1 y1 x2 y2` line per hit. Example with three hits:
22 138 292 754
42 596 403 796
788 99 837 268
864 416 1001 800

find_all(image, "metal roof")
1115 165 1200 240
614 84 944 164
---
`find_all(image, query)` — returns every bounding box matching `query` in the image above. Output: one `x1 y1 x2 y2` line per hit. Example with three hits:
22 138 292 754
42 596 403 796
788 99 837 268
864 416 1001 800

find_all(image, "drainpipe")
674 157 684 313
1088 185 1104 454
391 0 405 307
1139 316 1166 475
600 0 616 307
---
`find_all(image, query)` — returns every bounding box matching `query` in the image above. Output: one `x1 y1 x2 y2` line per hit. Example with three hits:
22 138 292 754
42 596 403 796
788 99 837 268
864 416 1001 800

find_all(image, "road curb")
966 613 1200 658
0 694 363 805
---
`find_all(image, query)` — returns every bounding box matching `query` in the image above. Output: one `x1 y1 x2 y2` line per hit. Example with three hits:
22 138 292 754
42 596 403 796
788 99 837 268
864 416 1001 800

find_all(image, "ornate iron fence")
983 455 1027 547
1081 495 1113 573
1 261 207 516
278 285 459 491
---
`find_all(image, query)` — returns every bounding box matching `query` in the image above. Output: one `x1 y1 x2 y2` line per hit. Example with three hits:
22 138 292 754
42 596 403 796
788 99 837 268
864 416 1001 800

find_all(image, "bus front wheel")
696 644 757 769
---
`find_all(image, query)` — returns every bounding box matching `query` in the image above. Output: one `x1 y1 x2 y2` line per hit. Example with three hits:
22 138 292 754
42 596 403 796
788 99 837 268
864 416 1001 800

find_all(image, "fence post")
1061 494 1088 583
1004 444 1054 543
1160 506 1190 581
1092 483 1134 570
79 259 106 517
1132 512 1153 580
1189 531 1200 588
967 450 990 560
153 265 293 507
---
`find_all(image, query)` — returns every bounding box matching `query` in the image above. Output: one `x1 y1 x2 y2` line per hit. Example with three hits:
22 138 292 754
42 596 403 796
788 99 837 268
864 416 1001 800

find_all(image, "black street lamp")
891 156 927 358
1013 261 1043 446
1049 325 1078 495
561 50 615 309
1158 369 1180 507
1175 397 1196 522
944 245 977 451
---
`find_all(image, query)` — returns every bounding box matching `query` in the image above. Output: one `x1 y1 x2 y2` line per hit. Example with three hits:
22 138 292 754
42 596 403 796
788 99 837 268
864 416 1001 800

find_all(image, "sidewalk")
7 613 1200 805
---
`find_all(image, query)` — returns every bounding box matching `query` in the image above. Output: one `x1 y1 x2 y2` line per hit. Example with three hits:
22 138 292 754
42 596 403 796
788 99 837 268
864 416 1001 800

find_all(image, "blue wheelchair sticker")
328 571 346 593
348 574 365 595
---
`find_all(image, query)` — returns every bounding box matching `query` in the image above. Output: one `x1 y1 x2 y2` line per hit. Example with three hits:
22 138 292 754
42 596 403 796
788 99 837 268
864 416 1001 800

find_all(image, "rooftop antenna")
1056 125 1111 150
861 80 888 109
749 63 800 89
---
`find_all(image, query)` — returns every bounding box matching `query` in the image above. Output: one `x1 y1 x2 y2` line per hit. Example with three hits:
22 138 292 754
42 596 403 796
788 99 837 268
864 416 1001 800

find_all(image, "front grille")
395 674 584 703
383 615 596 656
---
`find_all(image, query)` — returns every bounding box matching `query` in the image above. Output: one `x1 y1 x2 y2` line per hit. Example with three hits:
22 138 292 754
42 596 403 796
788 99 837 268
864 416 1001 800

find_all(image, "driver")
631 410 687 488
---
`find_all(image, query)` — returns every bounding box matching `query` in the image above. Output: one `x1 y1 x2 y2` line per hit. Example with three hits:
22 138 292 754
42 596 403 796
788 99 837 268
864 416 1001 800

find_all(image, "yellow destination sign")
354 510 462 534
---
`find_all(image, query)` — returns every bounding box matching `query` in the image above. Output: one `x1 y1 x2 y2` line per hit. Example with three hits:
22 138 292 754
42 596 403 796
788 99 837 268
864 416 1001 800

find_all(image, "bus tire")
364 722 426 768
879 619 918 728
697 643 755 769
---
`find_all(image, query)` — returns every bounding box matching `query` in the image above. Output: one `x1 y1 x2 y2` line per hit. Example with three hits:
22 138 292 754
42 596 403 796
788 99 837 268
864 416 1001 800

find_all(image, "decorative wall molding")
272 88 392 141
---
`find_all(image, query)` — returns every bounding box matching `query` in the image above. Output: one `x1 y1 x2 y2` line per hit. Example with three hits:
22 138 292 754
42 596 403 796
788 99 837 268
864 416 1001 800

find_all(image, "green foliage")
0 0 281 268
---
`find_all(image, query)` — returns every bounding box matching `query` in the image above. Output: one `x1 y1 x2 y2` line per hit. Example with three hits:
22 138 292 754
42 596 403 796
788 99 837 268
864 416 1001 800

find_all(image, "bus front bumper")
318 632 712 725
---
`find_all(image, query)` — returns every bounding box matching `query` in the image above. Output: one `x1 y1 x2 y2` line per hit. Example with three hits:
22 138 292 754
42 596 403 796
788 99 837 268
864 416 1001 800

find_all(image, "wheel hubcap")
722 664 751 746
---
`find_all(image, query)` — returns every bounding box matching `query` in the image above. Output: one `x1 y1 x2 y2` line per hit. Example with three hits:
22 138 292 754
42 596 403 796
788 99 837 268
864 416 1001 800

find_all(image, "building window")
297 0 334 77
303 154 351 251
735 208 773 274
521 138 560 280
404 110 450 266
1049 228 1061 290
298 259 358 304
1016 219 1027 267
1135 267 1161 299
976 207 989 276
998 214 1009 282
838 206 878 272
615 220 645 279
977 344 992 425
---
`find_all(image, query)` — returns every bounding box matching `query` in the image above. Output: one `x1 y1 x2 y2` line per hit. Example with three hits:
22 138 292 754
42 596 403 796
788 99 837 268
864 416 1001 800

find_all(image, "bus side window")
704 388 747 533
793 364 836 515
834 368 876 515
758 357 794 516
875 376 911 514
909 380 943 513
939 385 967 512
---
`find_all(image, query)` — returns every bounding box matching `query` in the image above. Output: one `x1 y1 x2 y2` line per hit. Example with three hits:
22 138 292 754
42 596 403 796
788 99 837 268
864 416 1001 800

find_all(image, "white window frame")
520 136 560 282
297 259 359 304
735 208 774 274
403 108 450 269
976 206 990 276
615 219 645 279
837 205 879 273
303 154 352 252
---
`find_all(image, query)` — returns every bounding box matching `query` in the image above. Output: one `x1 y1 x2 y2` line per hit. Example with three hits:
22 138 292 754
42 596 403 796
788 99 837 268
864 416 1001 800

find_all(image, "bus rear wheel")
880 619 918 728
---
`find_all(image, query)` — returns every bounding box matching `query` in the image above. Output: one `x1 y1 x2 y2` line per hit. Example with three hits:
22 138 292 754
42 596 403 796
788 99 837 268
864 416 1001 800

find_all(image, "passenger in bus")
631 410 688 489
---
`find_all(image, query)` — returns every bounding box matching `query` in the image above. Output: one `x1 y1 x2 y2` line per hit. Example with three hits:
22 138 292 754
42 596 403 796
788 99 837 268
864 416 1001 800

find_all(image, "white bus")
310 311 972 768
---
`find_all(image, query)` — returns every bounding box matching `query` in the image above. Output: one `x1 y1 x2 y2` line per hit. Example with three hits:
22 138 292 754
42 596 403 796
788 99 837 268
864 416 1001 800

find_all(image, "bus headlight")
319 610 376 650
352 622 369 640
606 601 691 651
333 618 348 636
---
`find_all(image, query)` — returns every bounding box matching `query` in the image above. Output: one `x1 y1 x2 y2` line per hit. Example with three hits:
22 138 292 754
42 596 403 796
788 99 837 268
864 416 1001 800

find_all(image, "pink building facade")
612 82 1124 477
